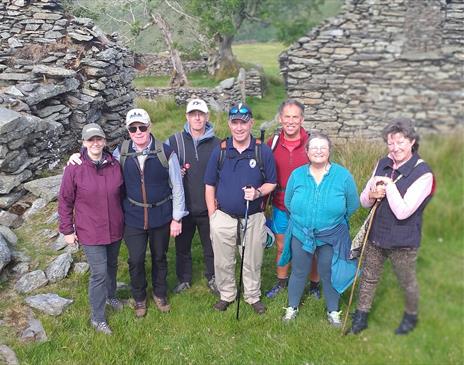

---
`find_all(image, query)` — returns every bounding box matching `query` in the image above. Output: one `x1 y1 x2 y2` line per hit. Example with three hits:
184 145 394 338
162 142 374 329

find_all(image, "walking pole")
341 200 380 335
236 199 250 321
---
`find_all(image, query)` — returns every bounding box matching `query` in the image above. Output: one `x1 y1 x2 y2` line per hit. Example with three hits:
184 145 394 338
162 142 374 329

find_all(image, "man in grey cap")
166 99 220 295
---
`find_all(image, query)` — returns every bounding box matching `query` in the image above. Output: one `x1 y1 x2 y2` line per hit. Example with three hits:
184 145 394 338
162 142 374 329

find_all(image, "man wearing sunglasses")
166 99 220 296
69 109 187 317
204 103 277 314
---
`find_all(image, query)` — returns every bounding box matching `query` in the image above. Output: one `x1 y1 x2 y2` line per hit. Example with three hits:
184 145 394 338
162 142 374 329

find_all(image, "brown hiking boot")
134 299 147 318
213 299 233 311
153 294 170 313
251 300 266 315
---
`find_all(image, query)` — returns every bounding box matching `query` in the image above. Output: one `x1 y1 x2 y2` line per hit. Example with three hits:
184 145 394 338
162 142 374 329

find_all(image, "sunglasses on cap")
229 105 252 117
128 125 149 133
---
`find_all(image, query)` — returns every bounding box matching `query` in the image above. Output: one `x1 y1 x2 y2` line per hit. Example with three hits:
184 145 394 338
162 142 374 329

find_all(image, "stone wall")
135 52 208 76
280 0 463 140
136 67 265 111
0 0 135 213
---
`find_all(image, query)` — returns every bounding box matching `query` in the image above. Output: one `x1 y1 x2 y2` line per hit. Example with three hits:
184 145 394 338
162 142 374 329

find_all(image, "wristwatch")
256 188 263 198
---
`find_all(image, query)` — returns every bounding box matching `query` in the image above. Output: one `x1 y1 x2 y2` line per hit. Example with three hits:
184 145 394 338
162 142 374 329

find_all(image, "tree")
65 0 190 87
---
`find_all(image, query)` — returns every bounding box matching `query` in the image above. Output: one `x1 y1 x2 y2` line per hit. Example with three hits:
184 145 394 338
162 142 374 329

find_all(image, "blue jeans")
288 236 340 312
82 241 121 322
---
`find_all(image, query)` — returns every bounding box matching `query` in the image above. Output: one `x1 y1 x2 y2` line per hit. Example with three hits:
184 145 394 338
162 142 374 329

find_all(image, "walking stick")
341 200 380 335
236 199 250 321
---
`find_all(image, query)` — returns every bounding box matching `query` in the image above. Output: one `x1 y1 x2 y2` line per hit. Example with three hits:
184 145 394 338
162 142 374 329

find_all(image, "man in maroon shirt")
265 99 320 299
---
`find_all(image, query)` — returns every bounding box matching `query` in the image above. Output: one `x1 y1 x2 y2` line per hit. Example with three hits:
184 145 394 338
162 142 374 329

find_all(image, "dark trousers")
124 224 170 301
175 214 215 283
82 241 121 322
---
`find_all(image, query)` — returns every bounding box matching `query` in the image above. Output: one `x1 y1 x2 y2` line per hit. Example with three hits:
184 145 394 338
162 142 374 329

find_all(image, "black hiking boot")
350 310 369 334
395 312 418 335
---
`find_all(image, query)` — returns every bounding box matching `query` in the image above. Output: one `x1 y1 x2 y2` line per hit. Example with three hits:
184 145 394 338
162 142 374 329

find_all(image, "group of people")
58 98 434 337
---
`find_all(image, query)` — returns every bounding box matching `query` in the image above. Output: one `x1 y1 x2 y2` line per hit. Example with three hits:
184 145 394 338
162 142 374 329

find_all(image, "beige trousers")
210 210 266 304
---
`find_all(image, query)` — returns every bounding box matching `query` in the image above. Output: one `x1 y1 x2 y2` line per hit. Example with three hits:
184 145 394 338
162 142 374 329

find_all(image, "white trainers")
282 307 298 322
91 320 112 335
327 310 342 327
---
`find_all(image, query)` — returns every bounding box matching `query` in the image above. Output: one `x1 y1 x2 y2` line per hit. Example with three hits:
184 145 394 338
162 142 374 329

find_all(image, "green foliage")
133 71 218 88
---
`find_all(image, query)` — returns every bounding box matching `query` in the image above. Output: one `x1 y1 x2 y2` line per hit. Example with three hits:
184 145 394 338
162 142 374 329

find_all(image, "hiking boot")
282 307 298 322
327 310 342 328
207 276 220 296
213 299 233 311
153 294 170 313
134 299 147 318
308 282 321 300
173 282 191 294
350 310 368 334
251 300 266 315
91 320 112 335
265 282 285 299
395 312 418 335
106 298 123 311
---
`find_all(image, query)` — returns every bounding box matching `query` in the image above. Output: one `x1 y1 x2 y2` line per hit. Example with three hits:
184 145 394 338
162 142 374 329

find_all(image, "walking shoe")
134 299 147 318
213 299 233 311
173 282 191 294
153 294 171 312
106 298 123 311
395 312 418 335
350 309 368 334
251 300 266 315
308 282 321 300
91 320 112 335
207 276 220 296
265 282 285 299
282 306 298 322
327 310 342 327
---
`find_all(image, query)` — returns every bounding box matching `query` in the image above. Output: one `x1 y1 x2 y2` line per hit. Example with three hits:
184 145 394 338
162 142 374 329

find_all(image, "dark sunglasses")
128 125 149 133
229 105 252 117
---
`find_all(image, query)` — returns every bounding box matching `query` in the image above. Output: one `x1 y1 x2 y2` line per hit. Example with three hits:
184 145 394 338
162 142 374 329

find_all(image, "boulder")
73 262 89 274
0 345 19 365
24 293 73 316
0 225 18 245
15 270 48 293
0 235 11 272
20 318 48 343
23 175 62 203
45 252 72 283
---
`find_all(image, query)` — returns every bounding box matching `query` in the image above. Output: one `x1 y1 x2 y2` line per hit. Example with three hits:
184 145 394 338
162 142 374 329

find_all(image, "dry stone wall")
0 0 135 214
136 67 265 111
280 0 463 140
135 52 208 76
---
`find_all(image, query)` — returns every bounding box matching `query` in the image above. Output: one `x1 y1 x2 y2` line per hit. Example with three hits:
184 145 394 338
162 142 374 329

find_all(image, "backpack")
217 138 266 180
269 128 310 152
168 131 186 166
119 139 168 170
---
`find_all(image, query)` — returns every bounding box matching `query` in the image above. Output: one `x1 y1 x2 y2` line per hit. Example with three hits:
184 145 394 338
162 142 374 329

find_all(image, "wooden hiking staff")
341 200 380 335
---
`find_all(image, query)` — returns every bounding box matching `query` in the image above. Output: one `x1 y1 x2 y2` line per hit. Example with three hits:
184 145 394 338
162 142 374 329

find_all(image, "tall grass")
1 130 462 365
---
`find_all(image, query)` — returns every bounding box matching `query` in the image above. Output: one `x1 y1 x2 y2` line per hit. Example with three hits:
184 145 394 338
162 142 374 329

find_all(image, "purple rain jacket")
58 149 124 245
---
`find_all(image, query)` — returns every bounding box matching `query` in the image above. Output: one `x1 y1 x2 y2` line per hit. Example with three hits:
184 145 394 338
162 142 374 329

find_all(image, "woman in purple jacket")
59 124 124 335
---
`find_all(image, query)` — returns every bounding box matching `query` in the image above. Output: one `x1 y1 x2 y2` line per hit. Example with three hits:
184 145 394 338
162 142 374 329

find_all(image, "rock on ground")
24 293 73 316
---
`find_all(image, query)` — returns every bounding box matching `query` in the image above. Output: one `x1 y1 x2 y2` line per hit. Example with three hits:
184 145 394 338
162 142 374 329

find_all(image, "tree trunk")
208 34 239 79
151 13 188 87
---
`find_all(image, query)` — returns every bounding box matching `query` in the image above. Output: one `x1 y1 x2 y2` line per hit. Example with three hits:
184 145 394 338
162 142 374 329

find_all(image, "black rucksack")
119 139 169 170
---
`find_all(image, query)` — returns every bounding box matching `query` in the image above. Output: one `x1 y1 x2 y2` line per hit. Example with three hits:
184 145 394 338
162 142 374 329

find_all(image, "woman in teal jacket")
279 132 359 326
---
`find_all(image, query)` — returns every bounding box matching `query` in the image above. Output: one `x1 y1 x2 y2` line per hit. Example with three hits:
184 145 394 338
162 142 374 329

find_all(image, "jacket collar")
384 153 420 178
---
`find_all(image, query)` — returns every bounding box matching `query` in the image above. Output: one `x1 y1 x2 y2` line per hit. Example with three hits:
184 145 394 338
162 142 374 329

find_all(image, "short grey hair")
305 131 332 151
382 118 420 152
278 99 305 116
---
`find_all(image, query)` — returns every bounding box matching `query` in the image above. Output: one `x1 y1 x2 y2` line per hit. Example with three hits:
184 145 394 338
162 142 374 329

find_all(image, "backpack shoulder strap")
174 131 186 166
217 138 228 173
254 139 266 180
270 132 279 152
119 139 130 169
154 139 169 169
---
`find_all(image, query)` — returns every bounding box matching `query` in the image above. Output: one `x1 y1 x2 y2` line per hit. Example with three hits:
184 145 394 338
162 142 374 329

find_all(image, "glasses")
229 105 252 118
128 125 149 133
308 146 329 152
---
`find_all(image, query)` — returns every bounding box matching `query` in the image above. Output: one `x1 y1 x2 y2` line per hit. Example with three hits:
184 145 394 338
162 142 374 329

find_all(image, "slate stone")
0 210 20 228
23 174 62 203
45 252 72 283
0 170 32 194
0 235 11 272
22 198 47 221
24 293 73 316
20 318 48 343
0 345 19 365
73 262 89 274
15 270 48 293
25 78 79 105
0 225 18 245
32 65 76 78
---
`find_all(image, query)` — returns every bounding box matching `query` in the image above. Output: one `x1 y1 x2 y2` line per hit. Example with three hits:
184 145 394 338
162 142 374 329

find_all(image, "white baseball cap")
186 99 208 114
126 108 150 127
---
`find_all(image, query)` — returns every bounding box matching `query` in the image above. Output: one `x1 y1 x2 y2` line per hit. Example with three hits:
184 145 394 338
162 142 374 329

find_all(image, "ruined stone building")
280 0 463 140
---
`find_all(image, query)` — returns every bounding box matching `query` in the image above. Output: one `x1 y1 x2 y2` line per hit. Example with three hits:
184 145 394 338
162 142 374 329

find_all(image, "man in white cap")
166 99 220 295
